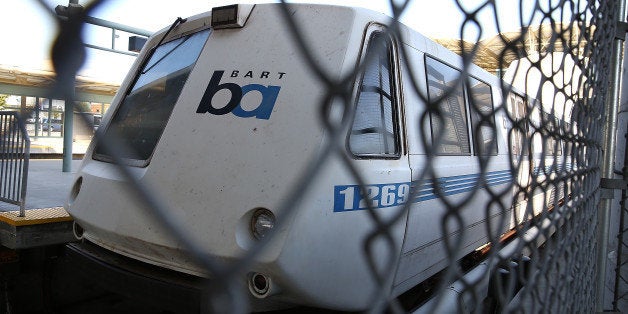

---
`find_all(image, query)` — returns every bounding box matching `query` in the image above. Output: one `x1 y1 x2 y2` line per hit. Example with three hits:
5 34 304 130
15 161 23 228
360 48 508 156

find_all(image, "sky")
0 0 556 83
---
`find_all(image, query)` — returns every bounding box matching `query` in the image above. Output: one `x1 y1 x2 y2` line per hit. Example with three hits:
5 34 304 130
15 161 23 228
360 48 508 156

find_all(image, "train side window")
467 77 497 155
542 113 562 156
425 56 471 155
348 32 400 158
508 92 528 156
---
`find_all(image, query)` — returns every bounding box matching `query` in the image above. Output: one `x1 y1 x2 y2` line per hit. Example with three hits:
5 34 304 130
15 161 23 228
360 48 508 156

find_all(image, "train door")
394 53 483 290
394 53 509 291
507 92 532 222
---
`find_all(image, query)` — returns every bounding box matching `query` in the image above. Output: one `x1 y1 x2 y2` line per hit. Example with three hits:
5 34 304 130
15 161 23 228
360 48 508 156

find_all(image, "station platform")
0 159 82 249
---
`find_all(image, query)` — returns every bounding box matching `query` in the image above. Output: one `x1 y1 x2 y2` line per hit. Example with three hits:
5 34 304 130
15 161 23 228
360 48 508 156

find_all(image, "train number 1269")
333 183 410 212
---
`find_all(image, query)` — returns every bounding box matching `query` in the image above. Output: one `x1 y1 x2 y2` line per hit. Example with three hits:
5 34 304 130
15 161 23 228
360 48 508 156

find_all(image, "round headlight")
251 208 275 240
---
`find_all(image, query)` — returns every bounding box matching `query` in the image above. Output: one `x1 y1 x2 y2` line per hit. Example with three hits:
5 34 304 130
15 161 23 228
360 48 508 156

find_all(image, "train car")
64 3 562 311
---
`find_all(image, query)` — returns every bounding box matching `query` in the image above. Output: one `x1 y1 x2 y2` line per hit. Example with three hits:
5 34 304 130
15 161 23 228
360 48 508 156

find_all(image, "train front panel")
65 4 410 311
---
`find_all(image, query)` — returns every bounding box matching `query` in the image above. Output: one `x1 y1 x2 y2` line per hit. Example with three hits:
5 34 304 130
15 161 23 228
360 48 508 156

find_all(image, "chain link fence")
33 0 627 312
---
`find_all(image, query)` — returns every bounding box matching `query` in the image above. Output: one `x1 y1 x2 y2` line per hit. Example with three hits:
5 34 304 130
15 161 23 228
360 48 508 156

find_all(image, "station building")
0 63 118 154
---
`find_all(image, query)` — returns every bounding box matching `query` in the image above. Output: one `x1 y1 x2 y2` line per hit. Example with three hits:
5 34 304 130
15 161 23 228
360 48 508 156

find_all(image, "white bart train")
65 3 565 311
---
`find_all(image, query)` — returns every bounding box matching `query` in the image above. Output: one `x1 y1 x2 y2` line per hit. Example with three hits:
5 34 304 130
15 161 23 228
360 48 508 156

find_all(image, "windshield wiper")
141 17 188 75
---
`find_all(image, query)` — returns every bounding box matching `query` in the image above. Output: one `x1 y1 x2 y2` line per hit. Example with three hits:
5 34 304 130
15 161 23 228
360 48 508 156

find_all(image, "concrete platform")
0 207 75 249
0 159 82 212
0 159 82 249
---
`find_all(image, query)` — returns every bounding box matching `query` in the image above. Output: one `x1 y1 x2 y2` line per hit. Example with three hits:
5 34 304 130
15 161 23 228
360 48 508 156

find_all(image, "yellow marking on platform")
0 207 72 226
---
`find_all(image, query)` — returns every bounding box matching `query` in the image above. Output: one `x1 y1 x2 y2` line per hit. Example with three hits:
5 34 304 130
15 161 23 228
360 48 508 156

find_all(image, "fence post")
613 86 628 311
596 0 627 311
62 100 73 172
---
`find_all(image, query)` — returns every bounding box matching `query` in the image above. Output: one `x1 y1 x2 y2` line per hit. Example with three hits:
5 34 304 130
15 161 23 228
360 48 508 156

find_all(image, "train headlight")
211 4 255 29
251 208 275 240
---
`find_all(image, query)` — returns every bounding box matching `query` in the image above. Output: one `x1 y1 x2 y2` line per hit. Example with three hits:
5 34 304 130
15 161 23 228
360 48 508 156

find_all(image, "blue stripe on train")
333 170 514 212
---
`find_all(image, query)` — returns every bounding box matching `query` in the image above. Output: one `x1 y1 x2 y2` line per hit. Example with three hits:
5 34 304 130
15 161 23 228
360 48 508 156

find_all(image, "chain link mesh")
35 0 626 312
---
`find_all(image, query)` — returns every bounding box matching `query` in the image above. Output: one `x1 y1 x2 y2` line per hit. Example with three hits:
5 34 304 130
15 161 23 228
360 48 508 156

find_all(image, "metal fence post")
62 101 73 172
596 0 627 311
613 95 628 311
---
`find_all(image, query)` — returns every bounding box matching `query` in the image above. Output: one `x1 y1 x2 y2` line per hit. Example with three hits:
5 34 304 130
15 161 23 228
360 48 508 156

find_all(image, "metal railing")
0 111 30 217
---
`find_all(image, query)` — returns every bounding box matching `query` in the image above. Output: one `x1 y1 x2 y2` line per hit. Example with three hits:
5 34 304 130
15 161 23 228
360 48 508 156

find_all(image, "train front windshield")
93 28 211 166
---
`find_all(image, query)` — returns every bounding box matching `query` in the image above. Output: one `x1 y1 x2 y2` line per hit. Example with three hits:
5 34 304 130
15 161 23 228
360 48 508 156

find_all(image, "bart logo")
196 71 281 120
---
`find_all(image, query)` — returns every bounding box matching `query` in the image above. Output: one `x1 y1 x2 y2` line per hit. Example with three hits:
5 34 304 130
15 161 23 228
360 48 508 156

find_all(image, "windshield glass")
93 28 210 166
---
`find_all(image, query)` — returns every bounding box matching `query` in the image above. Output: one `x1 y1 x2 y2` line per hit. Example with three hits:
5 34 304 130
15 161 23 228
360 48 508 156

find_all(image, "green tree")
74 101 92 112
0 94 7 110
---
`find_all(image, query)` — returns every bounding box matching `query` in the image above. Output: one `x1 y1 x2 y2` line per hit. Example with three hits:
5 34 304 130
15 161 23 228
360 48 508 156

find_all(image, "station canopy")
0 62 119 104
0 23 586 102
434 23 589 74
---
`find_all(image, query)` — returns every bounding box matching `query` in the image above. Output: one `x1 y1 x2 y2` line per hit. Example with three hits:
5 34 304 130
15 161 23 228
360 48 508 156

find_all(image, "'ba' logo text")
196 70 282 120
